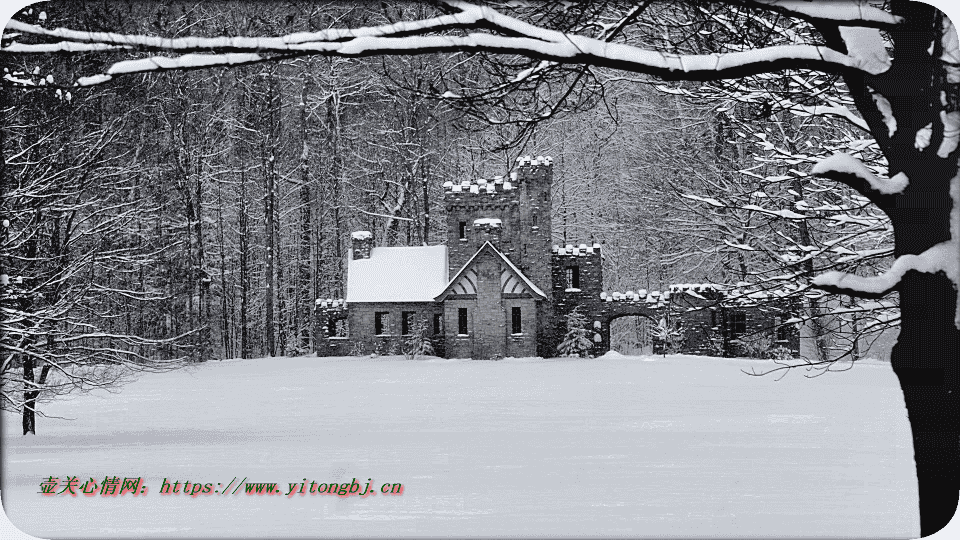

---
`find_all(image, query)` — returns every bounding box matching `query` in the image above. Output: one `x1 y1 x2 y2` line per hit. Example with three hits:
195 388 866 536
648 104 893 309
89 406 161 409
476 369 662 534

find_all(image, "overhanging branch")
2 2 886 87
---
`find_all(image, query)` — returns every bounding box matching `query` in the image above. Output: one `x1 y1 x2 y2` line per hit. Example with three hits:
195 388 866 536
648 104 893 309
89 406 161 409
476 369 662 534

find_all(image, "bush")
731 333 777 359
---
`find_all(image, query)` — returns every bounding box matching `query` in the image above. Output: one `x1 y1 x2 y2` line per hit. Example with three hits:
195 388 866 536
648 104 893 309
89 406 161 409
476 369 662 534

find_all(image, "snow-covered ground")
2 354 918 538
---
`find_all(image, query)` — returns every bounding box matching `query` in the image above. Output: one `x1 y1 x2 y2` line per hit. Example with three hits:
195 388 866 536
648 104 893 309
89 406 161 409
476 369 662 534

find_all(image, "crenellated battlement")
315 298 346 309
442 176 519 209
600 290 667 305
552 243 601 257
515 154 554 171
551 241 603 302
442 156 553 206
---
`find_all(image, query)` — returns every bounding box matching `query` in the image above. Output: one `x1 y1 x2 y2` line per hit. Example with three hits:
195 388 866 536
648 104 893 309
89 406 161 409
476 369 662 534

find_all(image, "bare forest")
2 1 957 534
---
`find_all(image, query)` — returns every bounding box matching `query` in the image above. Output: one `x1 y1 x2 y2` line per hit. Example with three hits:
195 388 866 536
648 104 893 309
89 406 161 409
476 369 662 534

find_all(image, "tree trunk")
263 76 279 358
22 359 50 436
298 81 314 352
239 154 250 359
21 355 35 435
195 152 211 361
892 271 958 536
216 178 231 358
888 159 959 536
834 4 960 532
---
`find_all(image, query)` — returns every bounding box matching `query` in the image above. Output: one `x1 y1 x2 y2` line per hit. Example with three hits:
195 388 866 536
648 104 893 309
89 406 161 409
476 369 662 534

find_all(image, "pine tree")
403 318 434 360
558 307 593 358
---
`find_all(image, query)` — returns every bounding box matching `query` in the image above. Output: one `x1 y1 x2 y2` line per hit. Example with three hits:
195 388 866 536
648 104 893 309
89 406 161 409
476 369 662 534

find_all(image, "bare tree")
1 77 190 434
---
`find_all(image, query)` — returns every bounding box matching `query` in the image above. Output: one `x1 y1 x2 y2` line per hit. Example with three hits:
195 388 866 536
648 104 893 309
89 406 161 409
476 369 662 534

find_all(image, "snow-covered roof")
351 230 372 240
346 245 448 303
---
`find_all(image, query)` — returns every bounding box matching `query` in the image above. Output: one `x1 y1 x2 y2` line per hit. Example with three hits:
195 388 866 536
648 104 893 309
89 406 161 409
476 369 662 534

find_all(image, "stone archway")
575 302 665 357
608 314 659 356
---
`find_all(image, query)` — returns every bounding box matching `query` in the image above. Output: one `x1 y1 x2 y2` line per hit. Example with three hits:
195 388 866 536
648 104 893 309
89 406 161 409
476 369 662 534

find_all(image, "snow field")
2 354 918 538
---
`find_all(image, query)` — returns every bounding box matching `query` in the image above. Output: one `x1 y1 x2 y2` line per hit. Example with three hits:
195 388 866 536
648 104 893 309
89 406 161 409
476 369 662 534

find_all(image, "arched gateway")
315 155 799 359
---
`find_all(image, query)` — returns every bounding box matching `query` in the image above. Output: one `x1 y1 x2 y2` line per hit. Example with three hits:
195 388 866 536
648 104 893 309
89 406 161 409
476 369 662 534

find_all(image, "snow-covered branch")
76 53 266 86
813 240 959 298
2 1 895 87
741 0 902 28
811 153 906 209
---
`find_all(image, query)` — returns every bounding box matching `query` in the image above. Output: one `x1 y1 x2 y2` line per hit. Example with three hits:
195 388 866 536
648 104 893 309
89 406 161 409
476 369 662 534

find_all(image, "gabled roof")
435 241 546 301
345 245 448 303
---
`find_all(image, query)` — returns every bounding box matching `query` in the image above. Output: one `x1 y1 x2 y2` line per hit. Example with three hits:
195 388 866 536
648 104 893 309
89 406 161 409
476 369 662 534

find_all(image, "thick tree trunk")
831 4 960 533
892 272 958 536
887 150 958 537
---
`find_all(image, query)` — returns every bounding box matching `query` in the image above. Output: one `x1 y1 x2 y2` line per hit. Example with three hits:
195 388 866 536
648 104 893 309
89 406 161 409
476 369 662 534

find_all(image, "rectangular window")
511 306 522 334
331 318 348 338
401 311 415 335
433 313 442 335
458 308 468 335
458 221 466 239
566 266 580 289
775 317 789 342
731 312 746 338
375 312 389 335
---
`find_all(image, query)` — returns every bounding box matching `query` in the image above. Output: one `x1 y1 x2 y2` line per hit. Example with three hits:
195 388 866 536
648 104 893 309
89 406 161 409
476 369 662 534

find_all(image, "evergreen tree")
403 318 434 360
558 307 593 358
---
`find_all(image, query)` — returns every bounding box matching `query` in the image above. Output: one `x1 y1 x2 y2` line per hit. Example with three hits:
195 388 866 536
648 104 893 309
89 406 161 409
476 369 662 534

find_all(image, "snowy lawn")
2 354 918 538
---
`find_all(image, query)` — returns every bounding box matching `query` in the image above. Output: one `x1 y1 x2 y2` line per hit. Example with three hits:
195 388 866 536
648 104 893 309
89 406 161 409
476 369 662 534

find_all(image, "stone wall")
515 160 554 296
665 287 724 356
504 297 538 358
443 297 475 359
443 160 555 358
315 301 443 357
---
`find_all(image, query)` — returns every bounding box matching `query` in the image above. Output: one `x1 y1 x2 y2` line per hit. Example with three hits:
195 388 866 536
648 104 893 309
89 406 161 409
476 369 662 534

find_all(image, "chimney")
351 231 373 259
474 218 502 250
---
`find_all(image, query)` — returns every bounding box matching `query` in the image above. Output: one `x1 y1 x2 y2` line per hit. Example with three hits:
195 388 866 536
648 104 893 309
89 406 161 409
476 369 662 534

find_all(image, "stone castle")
315 155 799 359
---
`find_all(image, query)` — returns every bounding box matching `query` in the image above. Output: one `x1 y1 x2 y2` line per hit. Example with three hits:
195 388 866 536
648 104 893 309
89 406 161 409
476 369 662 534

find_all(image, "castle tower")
441 156 553 292
514 156 553 296
441 155 555 356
